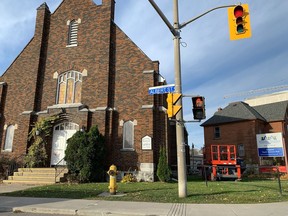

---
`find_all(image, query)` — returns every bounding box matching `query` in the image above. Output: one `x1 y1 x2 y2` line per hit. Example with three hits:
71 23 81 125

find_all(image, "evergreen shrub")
156 146 172 182
65 126 106 183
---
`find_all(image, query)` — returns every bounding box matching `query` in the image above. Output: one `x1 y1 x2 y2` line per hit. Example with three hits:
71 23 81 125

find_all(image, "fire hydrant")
107 164 117 195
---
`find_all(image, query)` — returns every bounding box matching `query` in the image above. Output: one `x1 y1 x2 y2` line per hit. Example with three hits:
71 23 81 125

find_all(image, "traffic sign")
148 84 175 95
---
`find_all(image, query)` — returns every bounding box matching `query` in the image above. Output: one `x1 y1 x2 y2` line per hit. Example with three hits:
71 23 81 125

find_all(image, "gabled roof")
201 100 288 127
253 100 288 122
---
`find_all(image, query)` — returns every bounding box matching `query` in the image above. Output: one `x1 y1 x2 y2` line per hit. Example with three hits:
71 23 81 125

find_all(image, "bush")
156 146 171 182
25 114 67 167
0 157 18 181
121 173 137 183
65 126 106 183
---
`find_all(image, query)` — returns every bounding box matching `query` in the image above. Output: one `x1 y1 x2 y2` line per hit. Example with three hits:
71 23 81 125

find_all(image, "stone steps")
3 167 68 185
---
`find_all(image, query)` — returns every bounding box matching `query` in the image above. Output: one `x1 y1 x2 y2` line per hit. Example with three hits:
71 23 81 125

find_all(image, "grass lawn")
2 178 288 204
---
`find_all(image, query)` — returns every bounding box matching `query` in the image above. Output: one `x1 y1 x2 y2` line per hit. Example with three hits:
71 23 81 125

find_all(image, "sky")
1 0 288 149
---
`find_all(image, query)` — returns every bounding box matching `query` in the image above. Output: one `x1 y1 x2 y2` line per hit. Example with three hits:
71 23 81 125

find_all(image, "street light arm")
179 4 236 29
148 0 178 36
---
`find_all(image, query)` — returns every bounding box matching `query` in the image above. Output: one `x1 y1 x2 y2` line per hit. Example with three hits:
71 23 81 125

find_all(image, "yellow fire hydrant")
107 164 117 195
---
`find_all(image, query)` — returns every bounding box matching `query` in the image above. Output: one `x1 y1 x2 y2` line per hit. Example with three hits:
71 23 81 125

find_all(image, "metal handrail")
6 154 27 179
54 157 67 182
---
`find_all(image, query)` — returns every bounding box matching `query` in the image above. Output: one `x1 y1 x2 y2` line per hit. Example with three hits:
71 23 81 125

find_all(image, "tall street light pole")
148 0 187 198
148 0 236 198
172 0 187 198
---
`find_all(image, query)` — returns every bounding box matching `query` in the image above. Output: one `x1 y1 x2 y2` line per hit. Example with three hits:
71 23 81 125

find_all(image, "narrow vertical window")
238 144 245 157
123 121 134 149
214 126 220 139
3 125 15 151
56 71 82 104
67 20 78 46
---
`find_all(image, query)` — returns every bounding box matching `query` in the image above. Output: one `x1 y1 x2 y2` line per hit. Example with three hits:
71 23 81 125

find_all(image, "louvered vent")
68 20 78 45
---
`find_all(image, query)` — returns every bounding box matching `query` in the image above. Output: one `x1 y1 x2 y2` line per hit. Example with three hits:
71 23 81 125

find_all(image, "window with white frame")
56 71 82 104
3 125 15 151
123 121 134 150
67 19 79 46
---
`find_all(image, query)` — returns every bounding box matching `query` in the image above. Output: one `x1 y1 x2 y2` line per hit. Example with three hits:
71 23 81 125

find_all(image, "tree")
65 126 106 183
156 146 171 182
25 114 67 168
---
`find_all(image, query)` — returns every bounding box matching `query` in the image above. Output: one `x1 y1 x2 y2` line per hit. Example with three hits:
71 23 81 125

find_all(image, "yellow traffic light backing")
166 93 173 118
228 4 252 40
166 93 182 118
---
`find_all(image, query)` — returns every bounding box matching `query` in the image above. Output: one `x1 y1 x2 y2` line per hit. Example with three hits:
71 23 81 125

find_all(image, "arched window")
3 125 15 151
67 19 79 46
123 121 134 150
56 71 82 104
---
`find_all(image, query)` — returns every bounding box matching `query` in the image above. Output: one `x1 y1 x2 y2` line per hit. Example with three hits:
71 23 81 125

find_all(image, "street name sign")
148 84 175 95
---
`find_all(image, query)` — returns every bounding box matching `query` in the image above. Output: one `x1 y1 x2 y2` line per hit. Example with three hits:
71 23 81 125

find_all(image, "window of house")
56 71 82 104
3 125 15 152
238 144 245 157
214 126 220 139
123 121 134 150
67 19 79 46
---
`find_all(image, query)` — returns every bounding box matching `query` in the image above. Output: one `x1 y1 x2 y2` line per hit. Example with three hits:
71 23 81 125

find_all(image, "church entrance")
51 122 79 166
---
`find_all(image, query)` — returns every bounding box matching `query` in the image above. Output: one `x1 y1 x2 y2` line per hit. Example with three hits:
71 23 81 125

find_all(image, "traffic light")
228 4 252 40
166 93 182 118
192 96 206 120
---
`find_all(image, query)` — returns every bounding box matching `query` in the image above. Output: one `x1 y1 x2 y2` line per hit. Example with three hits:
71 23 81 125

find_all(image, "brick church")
0 0 182 181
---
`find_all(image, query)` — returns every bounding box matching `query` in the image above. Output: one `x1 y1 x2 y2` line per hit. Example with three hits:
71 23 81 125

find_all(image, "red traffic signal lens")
192 96 204 108
234 5 243 18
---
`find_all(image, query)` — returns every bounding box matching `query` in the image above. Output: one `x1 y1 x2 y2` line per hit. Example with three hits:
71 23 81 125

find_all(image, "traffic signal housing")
166 93 182 118
192 96 206 120
228 4 252 40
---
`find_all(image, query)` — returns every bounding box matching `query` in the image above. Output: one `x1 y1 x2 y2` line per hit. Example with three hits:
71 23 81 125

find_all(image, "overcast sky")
1 0 287 149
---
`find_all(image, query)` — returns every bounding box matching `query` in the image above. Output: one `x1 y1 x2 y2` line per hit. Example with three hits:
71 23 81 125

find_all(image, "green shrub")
156 146 171 182
25 114 67 167
65 126 106 183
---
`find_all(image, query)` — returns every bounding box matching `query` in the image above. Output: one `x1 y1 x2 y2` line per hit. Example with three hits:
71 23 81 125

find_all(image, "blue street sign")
148 84 175 95
258 148 284 157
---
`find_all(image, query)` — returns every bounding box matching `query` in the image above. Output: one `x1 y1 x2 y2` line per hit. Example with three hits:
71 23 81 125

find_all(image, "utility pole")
172 0 187 198
148 0 236 198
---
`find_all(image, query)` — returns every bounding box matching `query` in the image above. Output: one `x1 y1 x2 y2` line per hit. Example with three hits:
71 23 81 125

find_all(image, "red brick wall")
0 0 173 173
203 120 261 165
203 119 288 167
0 4 51 156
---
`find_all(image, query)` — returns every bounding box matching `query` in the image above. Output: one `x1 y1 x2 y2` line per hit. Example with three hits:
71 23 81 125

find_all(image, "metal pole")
148 0 236 199
173 0 187 198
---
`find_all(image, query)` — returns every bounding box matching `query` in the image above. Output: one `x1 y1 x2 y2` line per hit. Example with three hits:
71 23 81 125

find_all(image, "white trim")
95 107 108 111
53 71 59 79
21 111 34 115
48 103 83 109
141 105 154 109
66 44 78 48
143 70 154 74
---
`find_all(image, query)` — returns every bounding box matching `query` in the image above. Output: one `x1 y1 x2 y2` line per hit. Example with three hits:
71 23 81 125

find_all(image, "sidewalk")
1 184 288 216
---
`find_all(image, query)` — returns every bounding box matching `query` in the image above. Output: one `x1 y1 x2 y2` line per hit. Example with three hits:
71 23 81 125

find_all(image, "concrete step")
2 180 55 185
8 176 62 182
18 168 65 173
5 167 68 185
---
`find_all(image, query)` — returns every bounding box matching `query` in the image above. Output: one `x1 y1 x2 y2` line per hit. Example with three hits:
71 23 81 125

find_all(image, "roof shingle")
201 101 288 126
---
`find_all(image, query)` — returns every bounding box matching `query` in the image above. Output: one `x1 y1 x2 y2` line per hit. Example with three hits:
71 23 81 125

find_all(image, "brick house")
0 0 183 181
201 100 288 173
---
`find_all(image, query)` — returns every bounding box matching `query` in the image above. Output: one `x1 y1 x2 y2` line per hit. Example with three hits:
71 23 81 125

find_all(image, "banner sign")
256 132 284 157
